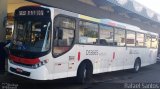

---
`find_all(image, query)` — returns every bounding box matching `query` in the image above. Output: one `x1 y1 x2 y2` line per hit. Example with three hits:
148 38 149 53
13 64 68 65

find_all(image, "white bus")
8 5 158 83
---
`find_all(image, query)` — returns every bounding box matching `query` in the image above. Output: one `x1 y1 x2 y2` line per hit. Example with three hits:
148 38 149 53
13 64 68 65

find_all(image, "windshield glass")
11 18 51 52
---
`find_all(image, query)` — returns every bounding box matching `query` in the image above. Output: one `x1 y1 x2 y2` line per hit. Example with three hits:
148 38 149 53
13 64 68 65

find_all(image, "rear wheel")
132 59 141 73
76 62 92 84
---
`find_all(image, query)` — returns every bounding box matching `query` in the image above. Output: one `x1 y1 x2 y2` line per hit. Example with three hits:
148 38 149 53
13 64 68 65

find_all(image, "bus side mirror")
58 28 63 40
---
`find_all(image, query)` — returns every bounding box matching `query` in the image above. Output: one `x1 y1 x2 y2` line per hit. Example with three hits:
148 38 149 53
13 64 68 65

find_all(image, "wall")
0 0 7 42
8 0 38 13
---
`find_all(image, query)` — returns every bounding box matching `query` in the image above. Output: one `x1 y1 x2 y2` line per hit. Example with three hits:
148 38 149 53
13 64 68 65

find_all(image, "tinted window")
145 34 151 48
99 25 114 45
114 28 125 46
126 31 136 46
55 16 75 29
151 35 158 48
136 33 144 47
11 19 51 52
53 16 75 56
79 21 98 44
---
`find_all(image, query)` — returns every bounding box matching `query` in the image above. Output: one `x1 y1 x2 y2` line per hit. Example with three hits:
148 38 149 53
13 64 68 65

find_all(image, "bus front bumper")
8 61 50 80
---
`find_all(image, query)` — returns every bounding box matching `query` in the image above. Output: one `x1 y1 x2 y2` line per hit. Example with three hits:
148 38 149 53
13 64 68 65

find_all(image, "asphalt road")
1 62 160 89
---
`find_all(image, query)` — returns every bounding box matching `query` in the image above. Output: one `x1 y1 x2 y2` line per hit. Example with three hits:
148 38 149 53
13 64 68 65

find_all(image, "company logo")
86 50 98 55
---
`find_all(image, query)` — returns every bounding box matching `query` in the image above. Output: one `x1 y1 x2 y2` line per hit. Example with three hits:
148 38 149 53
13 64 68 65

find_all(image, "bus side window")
99 25 114 46
126 30 136 46
114 28 125 46
57 27 63 40
136 33 144 47
151 35 158 48
53 27 65 46
145 34 151 48
53 16 75 56
79 21 98 44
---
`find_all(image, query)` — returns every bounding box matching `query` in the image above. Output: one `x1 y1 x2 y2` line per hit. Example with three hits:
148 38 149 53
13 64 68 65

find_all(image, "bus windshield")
11 18 51 52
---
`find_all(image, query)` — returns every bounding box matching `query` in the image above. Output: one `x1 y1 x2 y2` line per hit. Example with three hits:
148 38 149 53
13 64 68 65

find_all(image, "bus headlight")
9 59 14 63
32 59 49 69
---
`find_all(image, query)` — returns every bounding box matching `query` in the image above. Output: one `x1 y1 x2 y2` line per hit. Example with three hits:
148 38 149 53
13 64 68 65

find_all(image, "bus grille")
10 67 30 76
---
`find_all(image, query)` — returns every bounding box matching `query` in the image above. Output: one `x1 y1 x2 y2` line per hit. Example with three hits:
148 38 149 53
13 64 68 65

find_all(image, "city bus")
8 5 158 83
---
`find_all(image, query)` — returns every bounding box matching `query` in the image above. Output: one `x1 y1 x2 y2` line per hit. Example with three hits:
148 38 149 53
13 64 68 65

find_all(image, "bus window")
114 28 125 46
11 19 51 52
145 34 151 48
53 16 75 56
136 33 144 47
79 21 98 44
99 25 114 46
126 31 136 46
151 35 158 48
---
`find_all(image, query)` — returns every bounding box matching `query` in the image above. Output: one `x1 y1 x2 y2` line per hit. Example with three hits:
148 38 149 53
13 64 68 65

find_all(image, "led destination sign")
15 6 51 18
19 10 44 16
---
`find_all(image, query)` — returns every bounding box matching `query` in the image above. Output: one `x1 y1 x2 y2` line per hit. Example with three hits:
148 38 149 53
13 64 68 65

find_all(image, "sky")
135 0 160 14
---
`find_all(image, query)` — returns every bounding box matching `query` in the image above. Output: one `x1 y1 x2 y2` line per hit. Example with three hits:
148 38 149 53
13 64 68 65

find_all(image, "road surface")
1 62 160 89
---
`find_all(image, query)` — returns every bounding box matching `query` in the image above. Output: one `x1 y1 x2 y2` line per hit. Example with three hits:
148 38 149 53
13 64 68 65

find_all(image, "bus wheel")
132 59 141 73
77 62 92 84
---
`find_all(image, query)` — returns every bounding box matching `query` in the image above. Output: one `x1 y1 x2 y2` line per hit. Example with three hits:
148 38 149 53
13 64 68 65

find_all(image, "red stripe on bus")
78 52 81 61
9 55 40 65
108 22 116 26
113 52 115 60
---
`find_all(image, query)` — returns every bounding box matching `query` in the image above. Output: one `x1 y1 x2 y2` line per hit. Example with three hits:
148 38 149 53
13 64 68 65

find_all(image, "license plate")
16 68 23 73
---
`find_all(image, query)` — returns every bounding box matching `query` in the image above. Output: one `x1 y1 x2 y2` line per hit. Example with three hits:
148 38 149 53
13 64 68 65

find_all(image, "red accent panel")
112 52 115 60
9 55 40 65
78 52 81 61
108 22 116 26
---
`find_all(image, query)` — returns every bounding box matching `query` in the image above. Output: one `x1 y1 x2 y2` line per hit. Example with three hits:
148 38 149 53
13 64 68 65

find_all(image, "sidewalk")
0 59 8 81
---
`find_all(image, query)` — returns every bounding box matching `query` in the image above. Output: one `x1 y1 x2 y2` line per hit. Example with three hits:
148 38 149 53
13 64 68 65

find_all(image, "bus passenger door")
53 56 68 79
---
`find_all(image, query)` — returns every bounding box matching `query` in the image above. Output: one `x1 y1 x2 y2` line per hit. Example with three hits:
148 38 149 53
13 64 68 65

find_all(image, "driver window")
32 22 46 48
53 16 75 56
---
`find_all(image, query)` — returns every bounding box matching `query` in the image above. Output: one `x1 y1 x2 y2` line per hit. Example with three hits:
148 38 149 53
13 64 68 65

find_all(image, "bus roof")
78 14 158 36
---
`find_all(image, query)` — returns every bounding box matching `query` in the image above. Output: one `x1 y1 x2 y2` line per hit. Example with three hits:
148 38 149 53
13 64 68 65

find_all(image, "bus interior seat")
58 39 67 46
97 39 108 45
113 42 117 46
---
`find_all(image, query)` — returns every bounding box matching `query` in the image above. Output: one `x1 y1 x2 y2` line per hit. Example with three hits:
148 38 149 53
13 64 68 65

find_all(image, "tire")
132 59 141 73
76 62 92 84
